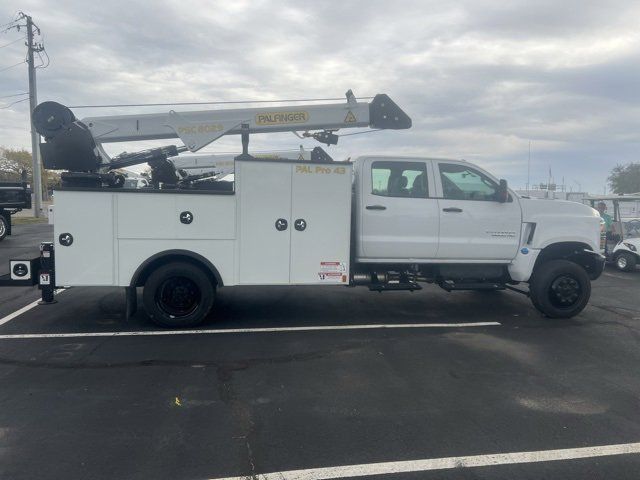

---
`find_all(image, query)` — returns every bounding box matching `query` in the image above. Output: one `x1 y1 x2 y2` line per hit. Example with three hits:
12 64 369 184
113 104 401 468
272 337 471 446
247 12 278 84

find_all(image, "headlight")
623 242 637 252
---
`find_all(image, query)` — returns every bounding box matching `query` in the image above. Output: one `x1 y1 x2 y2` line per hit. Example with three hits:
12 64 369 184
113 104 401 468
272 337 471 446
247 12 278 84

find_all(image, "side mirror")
497 179 509 203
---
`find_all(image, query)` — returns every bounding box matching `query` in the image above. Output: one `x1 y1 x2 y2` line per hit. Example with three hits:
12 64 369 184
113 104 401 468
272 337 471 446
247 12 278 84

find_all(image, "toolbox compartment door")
237 161 292 284
289 163 352 284
53 191 115 285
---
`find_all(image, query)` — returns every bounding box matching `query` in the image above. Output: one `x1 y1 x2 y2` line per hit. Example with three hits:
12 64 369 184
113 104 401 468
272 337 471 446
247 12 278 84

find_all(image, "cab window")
371 161 428 198
439 163 499 201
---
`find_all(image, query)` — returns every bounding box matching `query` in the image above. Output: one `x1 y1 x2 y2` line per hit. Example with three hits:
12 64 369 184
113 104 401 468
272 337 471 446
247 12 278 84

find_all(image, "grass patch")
12 217 49 225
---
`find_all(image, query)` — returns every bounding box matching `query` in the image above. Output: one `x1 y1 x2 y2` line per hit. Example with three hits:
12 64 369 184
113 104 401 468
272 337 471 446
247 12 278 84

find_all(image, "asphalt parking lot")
1 223 640 480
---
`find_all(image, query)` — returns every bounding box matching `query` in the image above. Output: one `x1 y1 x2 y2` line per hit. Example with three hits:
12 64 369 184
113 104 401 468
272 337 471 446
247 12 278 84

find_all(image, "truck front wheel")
529 260 591 318
142 262 215 328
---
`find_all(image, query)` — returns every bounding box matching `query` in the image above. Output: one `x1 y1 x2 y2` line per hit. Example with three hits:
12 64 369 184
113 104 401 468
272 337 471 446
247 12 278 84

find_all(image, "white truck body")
53 156 602 289
54 158 352 287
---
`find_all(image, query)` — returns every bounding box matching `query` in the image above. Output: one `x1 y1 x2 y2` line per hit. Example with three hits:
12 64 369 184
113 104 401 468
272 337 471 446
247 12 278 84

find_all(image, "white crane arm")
84 94 370 151
32 90 411 173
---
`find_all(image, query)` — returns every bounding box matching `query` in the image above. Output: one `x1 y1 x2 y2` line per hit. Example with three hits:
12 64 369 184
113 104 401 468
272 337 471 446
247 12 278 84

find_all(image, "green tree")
0 148 31 181
0 148 61 197
608 163 640 194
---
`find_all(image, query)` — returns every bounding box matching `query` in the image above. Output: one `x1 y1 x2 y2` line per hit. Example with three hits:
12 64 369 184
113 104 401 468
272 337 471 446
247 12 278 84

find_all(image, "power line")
0 13 20 29
0 25 19 35
0 22 18 31
68 96 375 109
0 18 23 35
0 60 26 73
35 48 49 69
0 97 29 109
0 36 24 48
32 29 49 69
0 92 28 99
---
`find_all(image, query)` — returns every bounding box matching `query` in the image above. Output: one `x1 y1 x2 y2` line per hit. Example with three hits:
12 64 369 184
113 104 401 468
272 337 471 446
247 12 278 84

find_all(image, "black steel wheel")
548 275 582 308
529 259 591 318
143 262 214 328
156 276 201 317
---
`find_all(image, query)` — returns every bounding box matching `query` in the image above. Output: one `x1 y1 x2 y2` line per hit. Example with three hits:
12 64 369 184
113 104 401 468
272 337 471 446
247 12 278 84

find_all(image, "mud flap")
125 286 137 320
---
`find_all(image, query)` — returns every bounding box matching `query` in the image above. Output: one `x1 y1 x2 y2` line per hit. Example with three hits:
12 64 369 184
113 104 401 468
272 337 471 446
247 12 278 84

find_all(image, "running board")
439 281 505 292
369 282 422 292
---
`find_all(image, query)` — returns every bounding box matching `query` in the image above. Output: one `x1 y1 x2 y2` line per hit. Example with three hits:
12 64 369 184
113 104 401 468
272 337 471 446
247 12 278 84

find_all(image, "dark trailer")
0 179 32 241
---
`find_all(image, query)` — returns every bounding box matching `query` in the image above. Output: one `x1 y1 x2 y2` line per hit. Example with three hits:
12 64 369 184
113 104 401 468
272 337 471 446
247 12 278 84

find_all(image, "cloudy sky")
1 0 640 192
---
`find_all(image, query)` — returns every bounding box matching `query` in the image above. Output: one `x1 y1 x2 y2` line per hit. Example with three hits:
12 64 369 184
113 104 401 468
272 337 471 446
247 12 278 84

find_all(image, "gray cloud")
1 0 640 192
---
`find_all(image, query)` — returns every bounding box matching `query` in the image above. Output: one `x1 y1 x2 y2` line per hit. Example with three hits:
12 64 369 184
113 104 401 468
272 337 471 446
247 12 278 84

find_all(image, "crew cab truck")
1 92 604 326
41 155 602 327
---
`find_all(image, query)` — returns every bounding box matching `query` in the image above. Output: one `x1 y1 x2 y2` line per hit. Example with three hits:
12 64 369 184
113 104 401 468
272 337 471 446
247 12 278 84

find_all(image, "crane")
32 90 411 188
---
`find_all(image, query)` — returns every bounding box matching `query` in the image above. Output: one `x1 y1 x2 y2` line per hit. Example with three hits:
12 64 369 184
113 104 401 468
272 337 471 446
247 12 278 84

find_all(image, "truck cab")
350 156 604 318
354 156 521 262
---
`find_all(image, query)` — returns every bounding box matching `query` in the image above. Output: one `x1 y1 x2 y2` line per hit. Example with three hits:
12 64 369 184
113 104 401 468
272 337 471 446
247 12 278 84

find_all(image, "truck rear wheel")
0 215 7 241
615 252 636 272
142 262 215 328
529 259 591 318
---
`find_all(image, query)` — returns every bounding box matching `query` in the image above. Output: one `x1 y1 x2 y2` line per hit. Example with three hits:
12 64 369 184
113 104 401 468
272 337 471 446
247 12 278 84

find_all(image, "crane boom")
84 96 370 145
32 90 411 174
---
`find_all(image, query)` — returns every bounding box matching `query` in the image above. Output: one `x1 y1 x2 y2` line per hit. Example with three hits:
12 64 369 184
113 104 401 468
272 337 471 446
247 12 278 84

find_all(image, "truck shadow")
81 285 570 331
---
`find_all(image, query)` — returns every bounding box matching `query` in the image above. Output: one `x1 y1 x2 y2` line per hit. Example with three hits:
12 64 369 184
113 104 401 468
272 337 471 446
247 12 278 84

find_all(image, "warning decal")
344 110 357 123
318 261 347 283
318 272 345 283
320 261 346 272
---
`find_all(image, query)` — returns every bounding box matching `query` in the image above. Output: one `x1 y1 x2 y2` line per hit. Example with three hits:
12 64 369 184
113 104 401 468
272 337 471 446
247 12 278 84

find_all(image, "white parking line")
0 290 64 327
0 321 500 340
208 442 640 480
0 299 41 327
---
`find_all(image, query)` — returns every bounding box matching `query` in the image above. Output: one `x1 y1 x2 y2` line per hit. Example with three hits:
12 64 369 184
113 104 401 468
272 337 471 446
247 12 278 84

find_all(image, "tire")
529 259 591 318
0 215 7 242
615 252 637 272
142 262 215 328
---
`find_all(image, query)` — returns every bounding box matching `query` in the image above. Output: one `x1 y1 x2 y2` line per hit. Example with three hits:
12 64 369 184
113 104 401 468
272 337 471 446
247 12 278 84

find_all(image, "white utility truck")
1 91 604 326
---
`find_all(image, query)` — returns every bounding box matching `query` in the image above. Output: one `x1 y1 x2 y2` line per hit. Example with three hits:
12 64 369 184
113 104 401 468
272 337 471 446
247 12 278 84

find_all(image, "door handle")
366 205 387 210
442 207 463 213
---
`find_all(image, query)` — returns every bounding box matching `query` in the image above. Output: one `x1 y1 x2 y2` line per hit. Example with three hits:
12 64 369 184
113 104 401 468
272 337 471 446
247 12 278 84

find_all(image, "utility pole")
526 140 531 194
25 13 43 217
